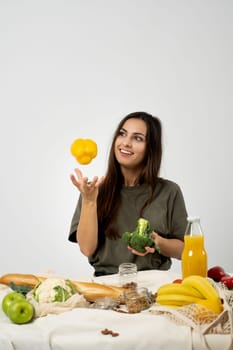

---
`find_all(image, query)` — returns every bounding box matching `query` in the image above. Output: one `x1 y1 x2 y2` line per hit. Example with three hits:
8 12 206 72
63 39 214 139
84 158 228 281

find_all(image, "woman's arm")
150 232 184 259
70 168 105 257
77 198 98 256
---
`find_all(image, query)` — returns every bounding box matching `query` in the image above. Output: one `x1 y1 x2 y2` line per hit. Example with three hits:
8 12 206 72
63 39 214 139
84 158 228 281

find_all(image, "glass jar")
123 287 151 313
118 262 137 286
181 217 208 278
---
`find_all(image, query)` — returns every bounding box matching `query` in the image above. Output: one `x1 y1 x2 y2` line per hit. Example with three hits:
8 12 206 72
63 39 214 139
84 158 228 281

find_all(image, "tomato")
172 279 182 284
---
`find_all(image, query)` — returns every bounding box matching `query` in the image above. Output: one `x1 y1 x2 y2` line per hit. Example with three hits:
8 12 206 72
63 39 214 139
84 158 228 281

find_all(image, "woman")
68 111 188 276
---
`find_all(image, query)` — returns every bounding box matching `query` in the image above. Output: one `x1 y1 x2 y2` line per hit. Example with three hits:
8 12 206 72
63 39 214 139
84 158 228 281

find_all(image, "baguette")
0 273 126 302
71 280 125 302
0 273 45 288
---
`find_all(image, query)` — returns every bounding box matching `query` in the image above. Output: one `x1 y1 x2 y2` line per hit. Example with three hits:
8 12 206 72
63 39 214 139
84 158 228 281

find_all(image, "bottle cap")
187 216 200 222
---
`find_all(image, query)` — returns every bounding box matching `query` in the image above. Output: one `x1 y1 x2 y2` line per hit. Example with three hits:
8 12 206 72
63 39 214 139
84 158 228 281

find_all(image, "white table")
0 270 232 350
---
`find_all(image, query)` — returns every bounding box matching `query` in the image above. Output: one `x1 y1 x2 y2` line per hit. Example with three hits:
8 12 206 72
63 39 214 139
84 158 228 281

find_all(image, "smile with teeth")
120 149 133 155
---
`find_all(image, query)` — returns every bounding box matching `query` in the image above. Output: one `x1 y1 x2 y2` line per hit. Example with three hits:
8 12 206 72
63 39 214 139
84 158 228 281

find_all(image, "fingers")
96 175 106 187
127 245 155 256
151 232 160 242
74 168 88 183
70 174 79 187
70 169 105 190
150 232 155 239
145 246 155 254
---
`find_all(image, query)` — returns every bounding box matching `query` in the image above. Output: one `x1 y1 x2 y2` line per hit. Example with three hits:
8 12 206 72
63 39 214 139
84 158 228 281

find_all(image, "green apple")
7 299 34 324
2 292 25 315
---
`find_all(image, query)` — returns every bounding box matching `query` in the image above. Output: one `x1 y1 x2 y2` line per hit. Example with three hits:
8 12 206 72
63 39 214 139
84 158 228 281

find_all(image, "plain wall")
0 0 232 279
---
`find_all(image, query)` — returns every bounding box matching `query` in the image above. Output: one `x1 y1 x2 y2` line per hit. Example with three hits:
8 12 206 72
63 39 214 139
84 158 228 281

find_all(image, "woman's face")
114 118 147 170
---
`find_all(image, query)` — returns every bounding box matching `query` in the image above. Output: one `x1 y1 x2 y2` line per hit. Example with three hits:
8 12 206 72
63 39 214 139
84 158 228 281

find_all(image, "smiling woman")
114 118 147 184
68 111 188 277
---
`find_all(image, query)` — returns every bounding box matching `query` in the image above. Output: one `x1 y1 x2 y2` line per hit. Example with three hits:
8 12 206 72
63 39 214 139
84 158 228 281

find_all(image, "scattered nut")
122 282 137 289
111 332 119 337
101 328 119 337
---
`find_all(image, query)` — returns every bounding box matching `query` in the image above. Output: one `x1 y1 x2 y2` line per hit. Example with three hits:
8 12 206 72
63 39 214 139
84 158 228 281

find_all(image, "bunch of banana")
156 275 223 314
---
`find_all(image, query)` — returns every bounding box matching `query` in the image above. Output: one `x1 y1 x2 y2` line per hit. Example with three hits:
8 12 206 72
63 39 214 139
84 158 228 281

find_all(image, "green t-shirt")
68 178 188 276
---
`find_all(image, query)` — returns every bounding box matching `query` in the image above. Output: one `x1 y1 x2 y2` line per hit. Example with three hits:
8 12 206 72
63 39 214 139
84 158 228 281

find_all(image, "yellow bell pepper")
70 138 98 165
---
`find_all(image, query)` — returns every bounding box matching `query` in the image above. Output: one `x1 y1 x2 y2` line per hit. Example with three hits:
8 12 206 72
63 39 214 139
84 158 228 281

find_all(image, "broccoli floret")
122 218 155 253
122 231 133 243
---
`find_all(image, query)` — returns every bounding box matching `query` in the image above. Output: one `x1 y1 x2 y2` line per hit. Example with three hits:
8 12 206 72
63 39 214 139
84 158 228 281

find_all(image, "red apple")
220 275 233 289
207 266 229 282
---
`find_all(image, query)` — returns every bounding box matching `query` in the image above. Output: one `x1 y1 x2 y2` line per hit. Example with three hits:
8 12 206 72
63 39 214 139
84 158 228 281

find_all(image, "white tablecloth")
0 270 232 350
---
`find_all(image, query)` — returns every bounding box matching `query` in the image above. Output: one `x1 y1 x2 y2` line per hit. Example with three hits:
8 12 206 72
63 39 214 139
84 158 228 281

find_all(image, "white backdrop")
0 0 232 279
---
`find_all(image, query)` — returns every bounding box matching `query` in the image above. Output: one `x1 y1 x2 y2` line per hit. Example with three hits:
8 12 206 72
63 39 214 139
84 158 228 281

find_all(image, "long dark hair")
97 111 162 239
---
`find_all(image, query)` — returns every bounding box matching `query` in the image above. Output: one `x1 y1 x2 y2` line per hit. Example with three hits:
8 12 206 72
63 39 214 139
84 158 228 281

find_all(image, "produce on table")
2 292 34 324
207 266 229 282
122 217 155 253
220 275 233 289
9 281 32 296
156 275 223 315
207 265 233 289
70 138 98 165
33 278 78 303
172 279 182 284
2 292 26 315
0 273 127 303
7 299 34 324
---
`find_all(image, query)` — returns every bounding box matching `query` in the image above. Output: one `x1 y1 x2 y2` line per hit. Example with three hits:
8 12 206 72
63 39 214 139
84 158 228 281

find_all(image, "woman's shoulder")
121 179 183 195
157 178 183 193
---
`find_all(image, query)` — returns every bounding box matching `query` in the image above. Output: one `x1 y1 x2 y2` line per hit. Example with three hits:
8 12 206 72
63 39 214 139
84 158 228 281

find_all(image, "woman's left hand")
127 245 156 256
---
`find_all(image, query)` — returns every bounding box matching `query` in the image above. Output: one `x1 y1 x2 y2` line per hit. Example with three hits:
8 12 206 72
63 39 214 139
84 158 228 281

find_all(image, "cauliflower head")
33 278 77 303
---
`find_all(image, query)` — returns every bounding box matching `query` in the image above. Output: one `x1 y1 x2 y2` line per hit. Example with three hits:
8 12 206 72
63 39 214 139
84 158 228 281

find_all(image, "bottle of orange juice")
181 217 208 279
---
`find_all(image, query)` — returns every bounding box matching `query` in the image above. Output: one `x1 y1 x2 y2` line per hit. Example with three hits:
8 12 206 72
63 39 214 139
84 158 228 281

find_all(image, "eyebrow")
121 127 146 138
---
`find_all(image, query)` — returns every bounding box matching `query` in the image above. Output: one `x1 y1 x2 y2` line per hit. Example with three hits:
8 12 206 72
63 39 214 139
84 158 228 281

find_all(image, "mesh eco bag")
27 290 89 317
150 284 233 350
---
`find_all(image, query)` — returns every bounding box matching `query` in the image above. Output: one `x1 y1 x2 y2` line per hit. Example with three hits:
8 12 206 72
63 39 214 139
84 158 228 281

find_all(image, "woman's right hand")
70 168 105 201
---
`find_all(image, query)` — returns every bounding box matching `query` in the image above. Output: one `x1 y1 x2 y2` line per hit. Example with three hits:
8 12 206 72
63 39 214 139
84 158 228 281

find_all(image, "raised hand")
70 168 105 201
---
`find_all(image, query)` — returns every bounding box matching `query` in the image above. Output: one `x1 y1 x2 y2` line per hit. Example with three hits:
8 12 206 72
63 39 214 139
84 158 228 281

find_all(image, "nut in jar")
123 287 152 313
